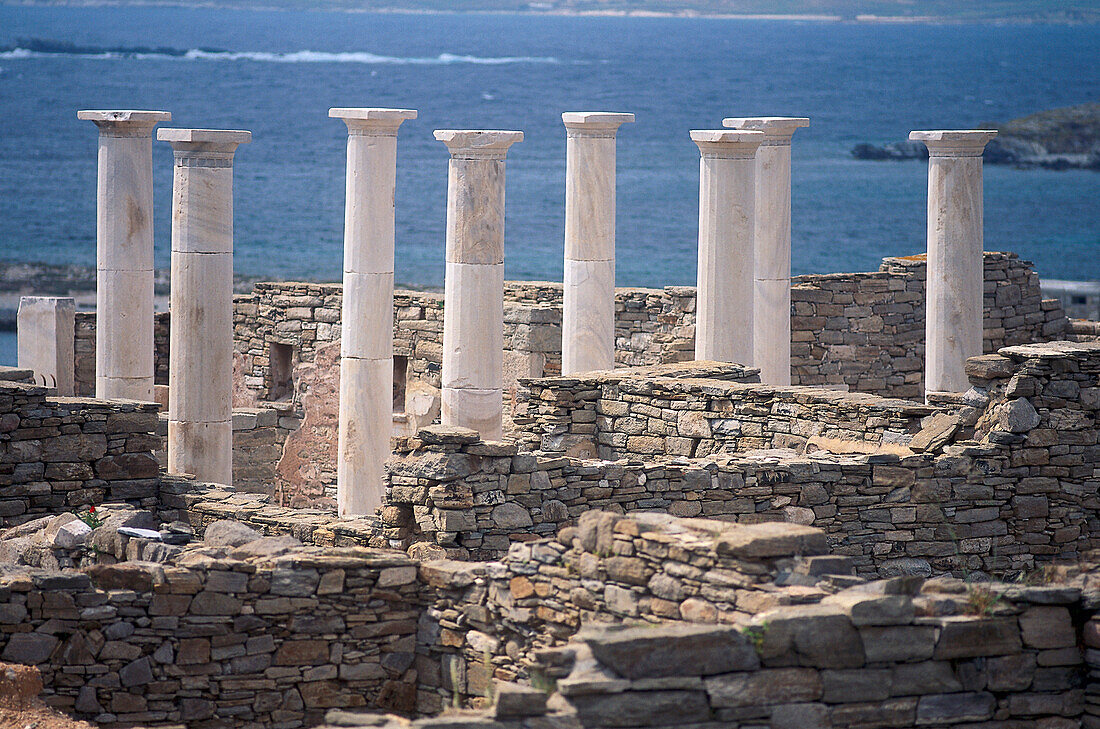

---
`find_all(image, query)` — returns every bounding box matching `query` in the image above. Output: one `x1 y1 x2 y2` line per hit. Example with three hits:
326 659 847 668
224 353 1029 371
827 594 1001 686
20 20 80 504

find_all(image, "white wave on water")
0 47 561 65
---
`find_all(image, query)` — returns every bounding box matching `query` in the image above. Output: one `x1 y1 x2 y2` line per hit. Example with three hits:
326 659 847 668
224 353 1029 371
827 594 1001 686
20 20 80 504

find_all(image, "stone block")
705 668 822 708
1018 606 1075 649
582 624 759 679
933 618 1021 659
915 692 994 724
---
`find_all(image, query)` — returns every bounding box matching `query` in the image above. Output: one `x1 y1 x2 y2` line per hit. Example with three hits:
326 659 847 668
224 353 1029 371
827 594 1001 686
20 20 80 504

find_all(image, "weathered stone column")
690 130 764 364
561 112 634 374
330 107 417 516
158 128 251 485
78 110 171 401
910 129 997 397
434 130 523 441
17 296 75 395
722 116 809 385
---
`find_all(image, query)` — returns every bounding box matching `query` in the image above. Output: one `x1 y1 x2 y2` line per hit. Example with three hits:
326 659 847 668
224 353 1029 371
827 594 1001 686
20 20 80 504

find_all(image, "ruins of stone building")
3 108 1100 728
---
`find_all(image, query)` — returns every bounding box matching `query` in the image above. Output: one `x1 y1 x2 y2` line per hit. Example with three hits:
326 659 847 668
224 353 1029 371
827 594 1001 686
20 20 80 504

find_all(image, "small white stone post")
722 116 809 385
691 130 764 365
561 112 634 375
17 296 75 395
330 107 417 516
158 128 251 486
435 129 524 441
910 130 997 398
78 110 171 402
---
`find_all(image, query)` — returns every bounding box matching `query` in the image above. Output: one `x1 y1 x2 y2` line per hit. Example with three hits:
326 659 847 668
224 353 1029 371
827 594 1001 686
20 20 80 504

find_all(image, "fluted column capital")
723 116 809 146
78 109 171 137
691 129 765 159
910 130 997 158
330 107 417 136
434 130 523 159
563 111 634 138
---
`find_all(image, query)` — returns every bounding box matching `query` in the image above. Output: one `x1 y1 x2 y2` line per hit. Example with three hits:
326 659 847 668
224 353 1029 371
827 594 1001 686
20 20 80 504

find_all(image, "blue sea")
0 5 1099 364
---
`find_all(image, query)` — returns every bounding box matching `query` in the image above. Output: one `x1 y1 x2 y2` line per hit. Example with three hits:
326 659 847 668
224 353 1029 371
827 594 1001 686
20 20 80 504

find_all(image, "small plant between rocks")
965 584 1005 617
72 506 103 530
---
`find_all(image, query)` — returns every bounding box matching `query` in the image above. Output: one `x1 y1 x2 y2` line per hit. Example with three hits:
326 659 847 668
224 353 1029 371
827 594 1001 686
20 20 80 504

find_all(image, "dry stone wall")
0 542 425 728
385 341 1100 577
0 381 160 525
409 509 1094 722
514 360 933 460
74 311 170 398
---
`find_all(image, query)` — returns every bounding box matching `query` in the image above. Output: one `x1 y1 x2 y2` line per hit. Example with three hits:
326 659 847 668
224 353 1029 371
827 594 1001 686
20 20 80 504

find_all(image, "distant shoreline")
1 1 1097 25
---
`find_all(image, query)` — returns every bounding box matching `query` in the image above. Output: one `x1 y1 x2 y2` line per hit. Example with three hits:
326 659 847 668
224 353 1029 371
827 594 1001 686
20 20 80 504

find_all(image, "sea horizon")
0 3 1097 371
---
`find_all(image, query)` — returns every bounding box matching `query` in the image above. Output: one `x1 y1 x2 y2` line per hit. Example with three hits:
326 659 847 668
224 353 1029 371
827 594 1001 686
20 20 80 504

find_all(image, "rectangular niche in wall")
393 355 408 413
269 342 294 401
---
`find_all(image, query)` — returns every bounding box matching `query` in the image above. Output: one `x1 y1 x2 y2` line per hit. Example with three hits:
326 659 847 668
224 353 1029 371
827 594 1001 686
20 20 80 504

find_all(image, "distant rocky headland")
852 103 1100 171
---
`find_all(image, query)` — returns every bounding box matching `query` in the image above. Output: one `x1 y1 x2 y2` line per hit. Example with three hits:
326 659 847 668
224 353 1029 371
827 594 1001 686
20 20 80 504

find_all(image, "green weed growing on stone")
965 584 1005 617
740 621 769 654
529 668 558 695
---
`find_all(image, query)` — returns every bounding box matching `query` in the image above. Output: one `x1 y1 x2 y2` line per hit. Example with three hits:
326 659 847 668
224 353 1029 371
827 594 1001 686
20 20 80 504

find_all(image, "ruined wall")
514 360 932 460
0 381 160 525
231 284 559 407
0 543 425 727
502 252 1067 400
385 341 1100 576
413 509 1091 723
74 311 170 398
169 477 382 550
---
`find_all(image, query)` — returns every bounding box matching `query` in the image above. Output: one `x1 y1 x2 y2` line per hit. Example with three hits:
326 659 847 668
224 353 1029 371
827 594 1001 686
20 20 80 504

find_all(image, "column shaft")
910 130 997 397
435 130 523 441
330 108 416 516
159 128 251 486
78 110 170 401
562 112 633 374
723 116 809 385
691 130 764 364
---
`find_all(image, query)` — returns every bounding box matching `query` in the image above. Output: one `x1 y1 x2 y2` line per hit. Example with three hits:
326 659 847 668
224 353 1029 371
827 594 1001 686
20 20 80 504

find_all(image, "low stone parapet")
0 381 160 526
0 540 424 727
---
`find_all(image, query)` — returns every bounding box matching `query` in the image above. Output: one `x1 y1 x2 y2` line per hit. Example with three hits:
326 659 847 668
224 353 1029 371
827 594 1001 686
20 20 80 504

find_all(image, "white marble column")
78 110 171 401
561 111 634 375
158 128 251 486
434 130 523 441
17 296 75 395
691 130 764 365
910 130 997 398
330 107 417 516
722 116 809 385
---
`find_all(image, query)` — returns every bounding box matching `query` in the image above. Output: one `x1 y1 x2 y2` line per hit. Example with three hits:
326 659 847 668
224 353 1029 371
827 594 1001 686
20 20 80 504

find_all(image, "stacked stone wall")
74 311 170 398
0 381 160 525
169 477 380 550
411 509 1093 722
0 543 425 727
231 284 559 408
500 252 1068 400
514 360 932 460
384 341 1100 576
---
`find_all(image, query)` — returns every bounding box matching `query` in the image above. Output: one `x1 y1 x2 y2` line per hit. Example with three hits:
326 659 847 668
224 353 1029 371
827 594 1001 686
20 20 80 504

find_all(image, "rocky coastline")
852 102 1100 170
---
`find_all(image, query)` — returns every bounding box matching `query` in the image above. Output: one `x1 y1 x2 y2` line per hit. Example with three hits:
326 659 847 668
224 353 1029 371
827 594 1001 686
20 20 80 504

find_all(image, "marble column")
722 116 809 385
435 130 523 441
158 128 251 486
329 107 417 516
78 110 171 401
910 130 997 398
17 296 75 395
690 130 764 364
561 112 634 375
